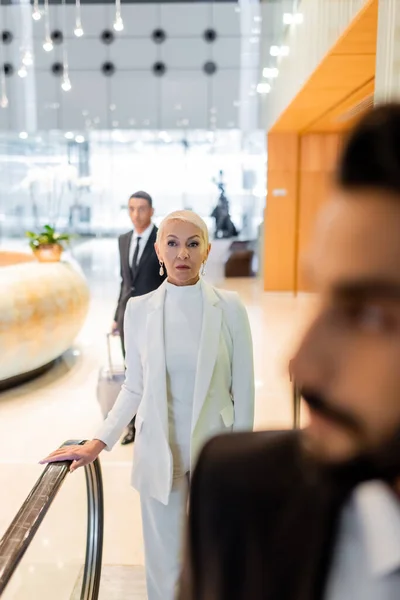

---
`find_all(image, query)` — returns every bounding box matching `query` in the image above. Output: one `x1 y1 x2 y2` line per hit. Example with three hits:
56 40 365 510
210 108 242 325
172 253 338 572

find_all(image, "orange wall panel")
296 134 343 291
264 173 299 291
264 134 299 291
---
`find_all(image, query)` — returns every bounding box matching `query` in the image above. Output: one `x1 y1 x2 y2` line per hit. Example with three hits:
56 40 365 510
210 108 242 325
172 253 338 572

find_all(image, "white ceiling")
0 1 290 132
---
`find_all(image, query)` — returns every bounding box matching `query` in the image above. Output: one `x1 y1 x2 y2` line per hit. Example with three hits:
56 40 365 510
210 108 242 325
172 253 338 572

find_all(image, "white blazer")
95 279 254 505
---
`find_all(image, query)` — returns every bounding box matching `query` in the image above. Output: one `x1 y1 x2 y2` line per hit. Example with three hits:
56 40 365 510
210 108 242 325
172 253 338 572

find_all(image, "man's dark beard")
301 389 363 436
300 388 400 486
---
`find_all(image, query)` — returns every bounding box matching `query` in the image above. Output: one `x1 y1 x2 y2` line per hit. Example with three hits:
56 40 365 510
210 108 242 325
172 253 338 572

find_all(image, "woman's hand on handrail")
40 439 106 473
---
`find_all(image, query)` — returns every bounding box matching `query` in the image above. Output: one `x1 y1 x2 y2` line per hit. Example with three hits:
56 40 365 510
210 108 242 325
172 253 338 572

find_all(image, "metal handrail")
0 440 104 599
292 383 302 429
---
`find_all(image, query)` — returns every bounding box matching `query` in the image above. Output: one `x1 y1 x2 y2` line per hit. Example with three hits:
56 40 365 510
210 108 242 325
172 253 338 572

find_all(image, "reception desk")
0 251 90 388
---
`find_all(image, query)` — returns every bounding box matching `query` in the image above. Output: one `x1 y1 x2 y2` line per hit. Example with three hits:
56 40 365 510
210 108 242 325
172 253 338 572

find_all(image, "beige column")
375 0 400 102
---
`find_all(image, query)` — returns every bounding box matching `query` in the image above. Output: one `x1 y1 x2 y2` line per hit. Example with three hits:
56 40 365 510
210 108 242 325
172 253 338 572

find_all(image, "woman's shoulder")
126 288 159 313
207 284 245 313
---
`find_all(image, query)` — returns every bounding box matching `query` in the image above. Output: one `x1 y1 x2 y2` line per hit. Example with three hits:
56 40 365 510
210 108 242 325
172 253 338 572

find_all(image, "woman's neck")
167 275 200 287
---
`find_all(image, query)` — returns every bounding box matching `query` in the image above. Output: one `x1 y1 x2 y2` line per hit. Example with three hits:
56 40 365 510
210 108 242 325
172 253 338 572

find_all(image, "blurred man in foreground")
179 103 400 600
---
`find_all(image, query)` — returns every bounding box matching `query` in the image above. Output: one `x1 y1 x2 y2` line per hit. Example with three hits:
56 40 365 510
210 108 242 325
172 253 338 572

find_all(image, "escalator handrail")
0 440 104 599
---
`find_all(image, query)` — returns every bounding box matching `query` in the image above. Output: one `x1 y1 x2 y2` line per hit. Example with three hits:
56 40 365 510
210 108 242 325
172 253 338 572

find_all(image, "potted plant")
26 225 72 262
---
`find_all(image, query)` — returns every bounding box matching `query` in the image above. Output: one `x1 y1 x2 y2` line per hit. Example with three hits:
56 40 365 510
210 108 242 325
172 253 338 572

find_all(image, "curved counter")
0 251 90 387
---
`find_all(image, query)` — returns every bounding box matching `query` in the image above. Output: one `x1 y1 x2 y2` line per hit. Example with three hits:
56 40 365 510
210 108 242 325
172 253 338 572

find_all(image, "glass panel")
1 466 88 600
0 128 266 247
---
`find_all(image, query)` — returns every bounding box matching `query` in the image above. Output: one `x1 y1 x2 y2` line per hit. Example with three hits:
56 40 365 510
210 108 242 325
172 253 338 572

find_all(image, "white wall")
375 0 400 103
261 0 369 130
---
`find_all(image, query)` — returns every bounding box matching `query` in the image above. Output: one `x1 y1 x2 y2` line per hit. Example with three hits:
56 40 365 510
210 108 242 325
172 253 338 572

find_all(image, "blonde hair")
157 210 209 246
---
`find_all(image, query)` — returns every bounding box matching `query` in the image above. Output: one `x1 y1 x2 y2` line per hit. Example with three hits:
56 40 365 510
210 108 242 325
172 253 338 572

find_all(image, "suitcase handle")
106 332 119 377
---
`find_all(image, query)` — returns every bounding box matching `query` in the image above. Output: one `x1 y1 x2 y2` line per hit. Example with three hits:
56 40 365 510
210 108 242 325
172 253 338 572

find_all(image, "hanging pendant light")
43 0 53 51
61 72 71 91
32 0 41 21
61 0 72 91
0 68 8 109
0 92 8 109
0 21 7 108
113 0 124 32
17 64 28 78
22 50 33 67
74 0 84 37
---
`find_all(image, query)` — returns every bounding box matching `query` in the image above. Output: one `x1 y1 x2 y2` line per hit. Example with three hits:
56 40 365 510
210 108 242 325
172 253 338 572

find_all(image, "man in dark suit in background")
112 191 166 445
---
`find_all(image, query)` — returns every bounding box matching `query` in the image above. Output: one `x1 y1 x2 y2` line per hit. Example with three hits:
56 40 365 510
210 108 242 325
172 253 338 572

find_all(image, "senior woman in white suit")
41 210 255 600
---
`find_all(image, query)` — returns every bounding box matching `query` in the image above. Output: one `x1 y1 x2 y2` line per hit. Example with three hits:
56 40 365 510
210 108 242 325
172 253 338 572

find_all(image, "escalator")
0 441 103 599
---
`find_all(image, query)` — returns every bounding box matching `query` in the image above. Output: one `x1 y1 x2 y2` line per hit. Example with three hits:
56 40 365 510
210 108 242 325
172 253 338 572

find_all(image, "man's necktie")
131 236 141 278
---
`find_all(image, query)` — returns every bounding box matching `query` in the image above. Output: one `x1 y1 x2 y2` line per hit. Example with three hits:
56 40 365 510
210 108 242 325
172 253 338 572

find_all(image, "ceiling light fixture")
270 45 289 57
283 13 304 25
65 131 74 139
19 131 28 139
263 67 279 78
61 0 72 92
113 0 124 32
43 0 53 51
257 82 271 94
74 24 83 37
74 0 84 37
75 135 85 143
18 65 28 78
0 92 8 109
22 50 33 67
43 39 53 52
61 74 71 91
0 40 8 108
32 0 41 21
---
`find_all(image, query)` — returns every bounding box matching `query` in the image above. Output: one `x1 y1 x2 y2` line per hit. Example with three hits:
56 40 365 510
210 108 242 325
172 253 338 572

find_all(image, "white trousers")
140 474 190 600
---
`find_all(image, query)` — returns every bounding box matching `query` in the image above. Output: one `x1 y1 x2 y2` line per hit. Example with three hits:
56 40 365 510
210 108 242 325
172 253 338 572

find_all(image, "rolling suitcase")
96 333 125 418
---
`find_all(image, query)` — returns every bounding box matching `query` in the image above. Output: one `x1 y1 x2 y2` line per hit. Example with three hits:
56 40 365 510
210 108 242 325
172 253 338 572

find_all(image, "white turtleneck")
164 279 203 478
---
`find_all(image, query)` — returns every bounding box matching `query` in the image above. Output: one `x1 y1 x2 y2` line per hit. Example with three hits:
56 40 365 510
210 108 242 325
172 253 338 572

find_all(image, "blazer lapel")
146 281 168 429
124 231 134 287
133 225 157 283
191 281 222 434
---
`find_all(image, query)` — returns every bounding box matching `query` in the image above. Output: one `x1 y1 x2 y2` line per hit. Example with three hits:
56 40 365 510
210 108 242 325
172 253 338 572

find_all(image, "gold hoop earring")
159 261 164 277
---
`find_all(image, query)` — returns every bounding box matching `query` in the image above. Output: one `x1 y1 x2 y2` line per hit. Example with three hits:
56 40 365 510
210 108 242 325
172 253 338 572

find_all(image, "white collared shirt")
326 481 400 600
128 223 154 268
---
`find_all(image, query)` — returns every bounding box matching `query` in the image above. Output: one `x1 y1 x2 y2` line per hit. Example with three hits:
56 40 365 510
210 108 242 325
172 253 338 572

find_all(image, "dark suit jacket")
114 225 166 331
179 431 352 600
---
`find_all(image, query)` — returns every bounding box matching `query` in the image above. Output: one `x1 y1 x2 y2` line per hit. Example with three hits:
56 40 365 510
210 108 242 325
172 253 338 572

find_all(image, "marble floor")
0 238 314 599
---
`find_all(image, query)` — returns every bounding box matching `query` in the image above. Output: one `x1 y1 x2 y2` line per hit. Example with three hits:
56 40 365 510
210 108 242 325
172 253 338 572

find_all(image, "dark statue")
211 170 238 239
